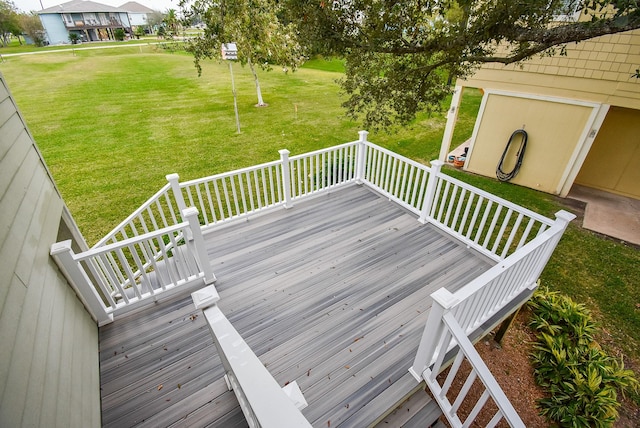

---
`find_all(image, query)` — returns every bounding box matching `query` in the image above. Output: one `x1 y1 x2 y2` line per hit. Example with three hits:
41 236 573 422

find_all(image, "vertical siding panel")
0 131 33 200
1 271 47 426
21 264 57 427
0 276 27 412
0 157 45 311
39 269 67 425
0 114 24 159
55 292 76 427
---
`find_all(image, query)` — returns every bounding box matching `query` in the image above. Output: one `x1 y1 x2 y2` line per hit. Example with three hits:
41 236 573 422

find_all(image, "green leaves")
528 288 638 427
284 0 640 130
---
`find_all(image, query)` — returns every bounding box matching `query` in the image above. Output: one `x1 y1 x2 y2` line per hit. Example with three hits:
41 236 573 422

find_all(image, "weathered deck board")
99 184 493 427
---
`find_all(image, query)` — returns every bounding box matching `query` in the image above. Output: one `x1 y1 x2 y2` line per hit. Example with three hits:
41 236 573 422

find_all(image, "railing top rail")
362 141 435 172
179 159 282 188
450 220 562 303
288 140 359 161
93 182 172 248
441 311 526 428
435 172 554 227
77 221 188 260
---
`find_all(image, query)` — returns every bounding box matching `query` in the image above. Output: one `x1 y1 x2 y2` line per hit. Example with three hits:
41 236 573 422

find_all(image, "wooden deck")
99 184 494 427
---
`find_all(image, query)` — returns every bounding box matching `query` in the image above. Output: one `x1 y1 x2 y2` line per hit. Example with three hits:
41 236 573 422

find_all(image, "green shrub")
114 28 125 41
528 288 638 427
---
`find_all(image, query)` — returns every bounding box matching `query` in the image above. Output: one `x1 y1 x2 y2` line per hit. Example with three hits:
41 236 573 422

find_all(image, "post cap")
182 207 199 218
50 239 73 255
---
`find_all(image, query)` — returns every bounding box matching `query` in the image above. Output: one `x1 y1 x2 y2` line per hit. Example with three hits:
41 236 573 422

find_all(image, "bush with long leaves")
528 288 637 427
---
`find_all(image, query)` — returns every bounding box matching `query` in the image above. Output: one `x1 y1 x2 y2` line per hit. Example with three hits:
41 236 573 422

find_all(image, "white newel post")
418 160 444 224
183 207 217 285
355 130 368 184
279 149 293 208
50 240 114 326
409 287 458 382
166 173 188 219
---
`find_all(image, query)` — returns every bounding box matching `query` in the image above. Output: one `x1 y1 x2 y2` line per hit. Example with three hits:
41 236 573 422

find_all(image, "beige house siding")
0 73 101 427
575 106 640 198
466 30 640 108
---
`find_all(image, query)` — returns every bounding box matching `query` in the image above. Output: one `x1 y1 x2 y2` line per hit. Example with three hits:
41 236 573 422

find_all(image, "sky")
13 0 180 13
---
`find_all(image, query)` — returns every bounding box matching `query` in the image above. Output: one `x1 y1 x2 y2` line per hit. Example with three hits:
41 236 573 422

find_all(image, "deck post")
279 149 293 208
409 287 458 382
418 160 444 224
166 173 188 219
355 130 368 184
50 240 114 326
182 207 217 284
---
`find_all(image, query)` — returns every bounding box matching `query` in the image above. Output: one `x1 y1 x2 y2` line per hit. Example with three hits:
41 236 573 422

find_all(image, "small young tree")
181 0 305 107
164 9 179 37
19 12 45 46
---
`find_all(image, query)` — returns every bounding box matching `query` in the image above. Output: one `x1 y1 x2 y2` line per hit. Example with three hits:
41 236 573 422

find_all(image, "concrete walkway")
569 185 640 246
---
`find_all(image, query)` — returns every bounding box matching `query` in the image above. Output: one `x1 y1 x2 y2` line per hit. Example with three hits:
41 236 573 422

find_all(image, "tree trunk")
248 57 267 106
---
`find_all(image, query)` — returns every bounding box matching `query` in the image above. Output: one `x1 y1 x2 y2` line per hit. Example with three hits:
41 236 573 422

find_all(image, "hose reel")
496 129 528 182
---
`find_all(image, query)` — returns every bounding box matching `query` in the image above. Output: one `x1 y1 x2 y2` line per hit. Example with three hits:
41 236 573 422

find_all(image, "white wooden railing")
423 311 525 428
358 140 555 262
409 209 574 381
93 182 183 248
51 208 217 325
192 288 311 428
51 131 576 424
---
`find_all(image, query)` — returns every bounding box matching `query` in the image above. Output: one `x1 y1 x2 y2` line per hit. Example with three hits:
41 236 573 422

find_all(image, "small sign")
221 43 238 60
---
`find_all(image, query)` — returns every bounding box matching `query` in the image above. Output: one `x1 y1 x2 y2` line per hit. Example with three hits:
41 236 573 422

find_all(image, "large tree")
284 0 640 130
180 0 305 106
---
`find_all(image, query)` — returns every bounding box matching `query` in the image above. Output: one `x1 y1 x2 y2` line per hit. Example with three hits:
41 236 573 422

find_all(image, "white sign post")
221 43 241 134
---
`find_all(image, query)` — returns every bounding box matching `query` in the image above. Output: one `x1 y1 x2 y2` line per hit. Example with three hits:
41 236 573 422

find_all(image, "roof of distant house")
39 0 125 14
120 1 155 13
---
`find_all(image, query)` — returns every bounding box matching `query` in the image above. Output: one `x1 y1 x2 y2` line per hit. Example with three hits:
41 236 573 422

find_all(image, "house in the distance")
120 1 155 33
441 28 640 201
39 0 132 45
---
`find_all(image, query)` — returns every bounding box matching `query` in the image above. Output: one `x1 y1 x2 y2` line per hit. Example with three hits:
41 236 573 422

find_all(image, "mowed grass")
0 46 473 244
3 47 639 383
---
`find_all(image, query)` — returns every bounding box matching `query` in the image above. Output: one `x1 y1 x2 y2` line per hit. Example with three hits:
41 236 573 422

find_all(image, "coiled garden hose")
496 129 528 182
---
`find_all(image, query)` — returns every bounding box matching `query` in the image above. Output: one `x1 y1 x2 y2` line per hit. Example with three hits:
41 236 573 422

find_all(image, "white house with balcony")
38 0 132 45
1 69 574 427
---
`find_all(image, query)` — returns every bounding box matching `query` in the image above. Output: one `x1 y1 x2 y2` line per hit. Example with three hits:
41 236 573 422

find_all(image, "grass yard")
2 46 639 411
0 46 472 245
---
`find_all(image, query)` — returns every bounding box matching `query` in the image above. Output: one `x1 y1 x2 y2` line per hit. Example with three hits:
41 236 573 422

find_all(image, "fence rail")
93 183 182 248
196 299 311 428
51 208 215 325
361 142 432 216
424 312 525 428
179 160 284 229
288 141 359 200
428 172 554 261
64 131 569 333
410 210 574 382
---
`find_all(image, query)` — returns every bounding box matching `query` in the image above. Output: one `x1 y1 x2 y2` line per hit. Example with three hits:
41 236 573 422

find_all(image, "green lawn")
2 48 639 387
